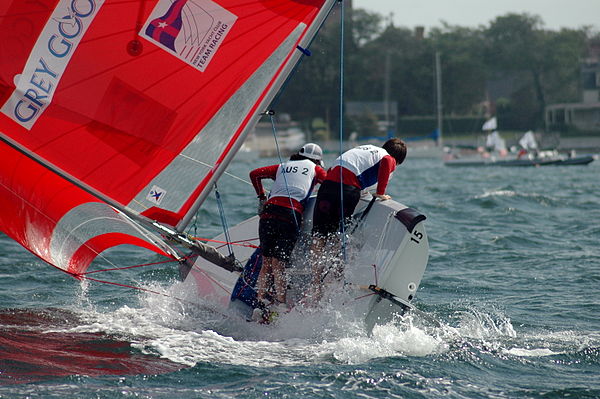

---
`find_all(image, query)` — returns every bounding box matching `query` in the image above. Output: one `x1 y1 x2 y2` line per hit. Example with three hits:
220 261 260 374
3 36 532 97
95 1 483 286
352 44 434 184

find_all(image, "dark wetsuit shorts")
258 204 302 262
312 180 361 237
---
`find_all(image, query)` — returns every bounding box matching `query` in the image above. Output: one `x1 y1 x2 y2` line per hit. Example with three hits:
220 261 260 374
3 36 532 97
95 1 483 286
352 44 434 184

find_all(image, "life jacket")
267 159 319 211
333 145 391 191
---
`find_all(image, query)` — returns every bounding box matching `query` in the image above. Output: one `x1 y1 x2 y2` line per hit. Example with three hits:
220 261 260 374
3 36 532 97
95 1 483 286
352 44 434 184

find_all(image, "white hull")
184 196 429 331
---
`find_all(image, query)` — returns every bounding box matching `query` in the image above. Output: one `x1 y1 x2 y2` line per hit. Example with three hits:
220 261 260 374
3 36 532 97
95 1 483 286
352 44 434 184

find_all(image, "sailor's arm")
374 156 396 200
249 165 279 199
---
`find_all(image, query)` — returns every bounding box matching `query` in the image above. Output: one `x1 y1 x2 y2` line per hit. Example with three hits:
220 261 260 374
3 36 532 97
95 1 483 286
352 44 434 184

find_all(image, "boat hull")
184 196 429 330
444 155 595 167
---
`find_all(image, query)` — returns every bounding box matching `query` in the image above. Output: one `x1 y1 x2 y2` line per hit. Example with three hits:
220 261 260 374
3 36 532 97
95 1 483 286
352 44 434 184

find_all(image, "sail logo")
147 185 167 205
0 0 104 130
140 0 237 72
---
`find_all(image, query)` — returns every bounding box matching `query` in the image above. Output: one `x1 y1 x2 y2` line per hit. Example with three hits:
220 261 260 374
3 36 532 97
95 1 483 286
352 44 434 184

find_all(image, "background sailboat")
445 118 594 166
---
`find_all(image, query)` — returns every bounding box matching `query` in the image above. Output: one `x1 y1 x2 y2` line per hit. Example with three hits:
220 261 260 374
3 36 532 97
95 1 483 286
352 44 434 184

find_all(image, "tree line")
273 8 598 139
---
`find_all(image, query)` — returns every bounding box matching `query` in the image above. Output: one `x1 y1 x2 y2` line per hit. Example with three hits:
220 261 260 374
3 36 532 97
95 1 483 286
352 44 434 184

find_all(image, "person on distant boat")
485 131 508 158
249 143 326 321
308 138 407 303
517 130 538 159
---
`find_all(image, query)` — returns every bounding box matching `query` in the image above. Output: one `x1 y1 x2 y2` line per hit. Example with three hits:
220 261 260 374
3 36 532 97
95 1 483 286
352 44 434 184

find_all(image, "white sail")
482 117 498 131
519 131 538 150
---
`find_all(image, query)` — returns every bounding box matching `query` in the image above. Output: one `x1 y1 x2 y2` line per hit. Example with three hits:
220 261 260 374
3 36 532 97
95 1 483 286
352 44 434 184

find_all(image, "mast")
435 51 443 147
384 50 391 138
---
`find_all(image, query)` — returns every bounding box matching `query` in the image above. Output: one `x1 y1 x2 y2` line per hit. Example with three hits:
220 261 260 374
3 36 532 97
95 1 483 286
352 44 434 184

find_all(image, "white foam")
59 279 599 369
503 347 560 357
55 279 457 367
476 190 517 199
456 309 517 339
330 320 448 364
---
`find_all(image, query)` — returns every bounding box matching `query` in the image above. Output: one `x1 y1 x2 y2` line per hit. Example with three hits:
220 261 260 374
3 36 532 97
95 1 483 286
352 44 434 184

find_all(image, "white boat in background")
248 115 307 157
406 141 444 159
445 128 595 167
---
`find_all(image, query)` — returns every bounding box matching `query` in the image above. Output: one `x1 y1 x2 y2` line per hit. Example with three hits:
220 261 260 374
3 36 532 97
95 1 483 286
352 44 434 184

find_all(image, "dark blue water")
1 155 599 398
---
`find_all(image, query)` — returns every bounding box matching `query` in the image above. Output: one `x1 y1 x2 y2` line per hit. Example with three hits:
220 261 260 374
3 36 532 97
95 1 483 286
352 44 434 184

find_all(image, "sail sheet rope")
214 184 234 257
69 254 233 311
268 112 301 231
78 271 233 319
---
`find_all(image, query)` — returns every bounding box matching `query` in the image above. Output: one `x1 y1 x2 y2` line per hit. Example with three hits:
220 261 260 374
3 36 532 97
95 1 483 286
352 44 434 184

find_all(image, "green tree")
429 24 487 115
274 7 591 136
351 8 384 46
484 13 587 128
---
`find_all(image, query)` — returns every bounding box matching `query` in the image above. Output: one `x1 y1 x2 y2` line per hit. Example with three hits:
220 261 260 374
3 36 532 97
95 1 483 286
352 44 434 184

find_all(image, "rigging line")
214 184 234 257
80 258 179 276
338 0 347 261
179 154 252 186
268 113 300 231
353 291 378 301
77 275 181 299
76 273 233 319
192 265 233 296
190 236 259 249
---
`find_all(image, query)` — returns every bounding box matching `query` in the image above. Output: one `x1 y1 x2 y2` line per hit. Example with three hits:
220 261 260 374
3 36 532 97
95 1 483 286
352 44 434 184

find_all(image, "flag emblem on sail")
145 0 187 51
141 0 237 72
147 186 167 205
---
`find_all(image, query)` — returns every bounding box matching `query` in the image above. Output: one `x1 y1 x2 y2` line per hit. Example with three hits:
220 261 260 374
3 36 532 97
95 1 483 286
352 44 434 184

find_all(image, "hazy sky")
352 0 600 31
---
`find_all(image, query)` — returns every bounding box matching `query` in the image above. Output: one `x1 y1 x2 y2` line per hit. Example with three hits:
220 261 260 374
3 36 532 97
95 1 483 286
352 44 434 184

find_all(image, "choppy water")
1 154 599 398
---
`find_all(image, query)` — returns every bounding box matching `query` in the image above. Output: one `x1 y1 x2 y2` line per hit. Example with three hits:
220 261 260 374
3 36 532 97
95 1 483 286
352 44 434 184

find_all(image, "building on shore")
545 41 600 134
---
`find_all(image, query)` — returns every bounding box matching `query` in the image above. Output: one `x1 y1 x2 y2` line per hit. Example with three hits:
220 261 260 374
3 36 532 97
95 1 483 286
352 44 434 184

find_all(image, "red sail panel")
0 140 175 275
0 0 331 230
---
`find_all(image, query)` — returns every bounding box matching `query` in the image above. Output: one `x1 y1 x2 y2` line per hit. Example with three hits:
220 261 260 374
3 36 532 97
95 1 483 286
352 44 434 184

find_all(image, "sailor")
249 143 326 320
309 138 407 302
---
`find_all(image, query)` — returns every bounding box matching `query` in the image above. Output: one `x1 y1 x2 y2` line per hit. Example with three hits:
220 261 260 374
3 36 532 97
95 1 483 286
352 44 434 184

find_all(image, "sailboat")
445 121 594 167
0 0 429 331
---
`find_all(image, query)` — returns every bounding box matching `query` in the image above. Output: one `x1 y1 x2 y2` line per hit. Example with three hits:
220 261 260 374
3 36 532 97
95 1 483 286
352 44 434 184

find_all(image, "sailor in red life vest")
309 138 407 302
249 143 326 319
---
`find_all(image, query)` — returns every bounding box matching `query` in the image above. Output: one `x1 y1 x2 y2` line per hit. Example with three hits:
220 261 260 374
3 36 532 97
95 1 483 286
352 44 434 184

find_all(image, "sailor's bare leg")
271 258 287 304
308 236 327 304
256 257 274 303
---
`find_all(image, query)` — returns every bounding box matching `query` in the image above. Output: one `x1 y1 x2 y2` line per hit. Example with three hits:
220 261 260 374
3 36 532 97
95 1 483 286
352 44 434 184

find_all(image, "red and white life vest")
269 159 318 202
334 145 391 190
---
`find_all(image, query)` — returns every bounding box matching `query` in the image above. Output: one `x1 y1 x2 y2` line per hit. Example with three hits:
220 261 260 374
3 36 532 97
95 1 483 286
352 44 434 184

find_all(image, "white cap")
299 143 323 161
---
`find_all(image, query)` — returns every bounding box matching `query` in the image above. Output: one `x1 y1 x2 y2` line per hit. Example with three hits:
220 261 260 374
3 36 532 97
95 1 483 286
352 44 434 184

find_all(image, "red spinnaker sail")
0 0 334 273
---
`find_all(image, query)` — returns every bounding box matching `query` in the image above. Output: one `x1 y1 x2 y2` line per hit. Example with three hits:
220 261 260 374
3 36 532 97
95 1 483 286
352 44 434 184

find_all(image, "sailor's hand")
374 193 391 201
